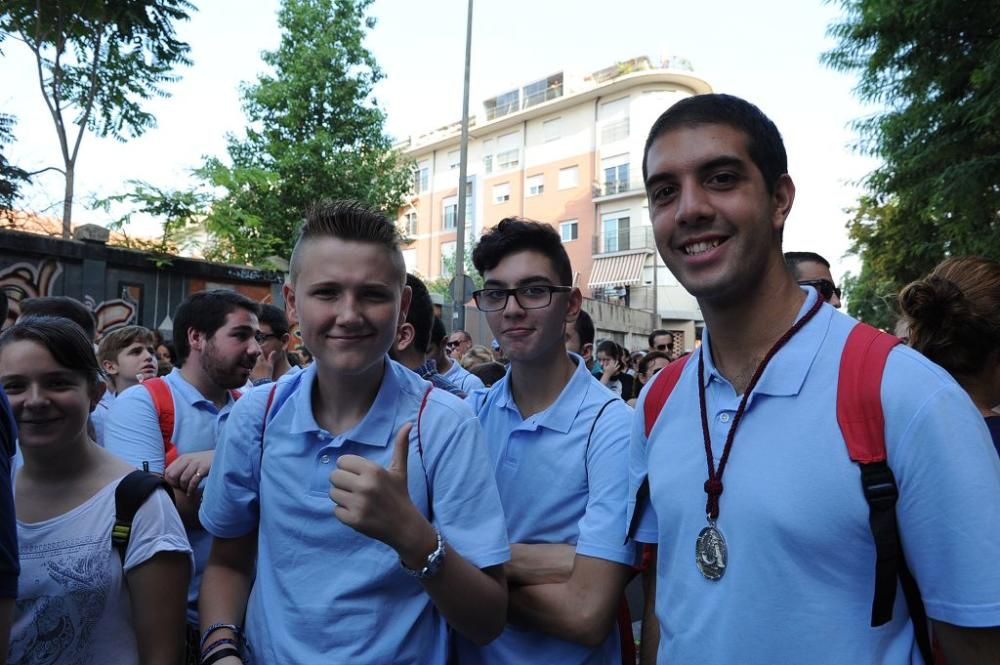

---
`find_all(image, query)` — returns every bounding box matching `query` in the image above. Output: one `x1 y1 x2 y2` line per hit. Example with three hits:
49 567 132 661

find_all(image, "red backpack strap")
643 354 691 437
837 323 900 463
230 389 242 401
837 324 932 662
141 378 178 467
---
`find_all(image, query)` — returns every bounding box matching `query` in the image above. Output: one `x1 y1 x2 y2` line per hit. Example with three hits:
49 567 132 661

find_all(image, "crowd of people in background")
0 93 996 665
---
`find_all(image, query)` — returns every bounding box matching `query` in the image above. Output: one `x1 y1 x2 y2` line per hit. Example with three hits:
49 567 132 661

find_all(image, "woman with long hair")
1 316 192 664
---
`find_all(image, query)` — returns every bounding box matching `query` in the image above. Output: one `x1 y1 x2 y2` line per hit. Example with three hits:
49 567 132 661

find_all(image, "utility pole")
453 0 474 330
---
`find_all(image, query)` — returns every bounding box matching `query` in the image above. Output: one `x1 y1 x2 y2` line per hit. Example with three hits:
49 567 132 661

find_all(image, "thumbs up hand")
329 423 431 555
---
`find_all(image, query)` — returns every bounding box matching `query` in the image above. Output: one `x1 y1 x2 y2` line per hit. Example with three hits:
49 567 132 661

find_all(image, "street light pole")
453 0 474 330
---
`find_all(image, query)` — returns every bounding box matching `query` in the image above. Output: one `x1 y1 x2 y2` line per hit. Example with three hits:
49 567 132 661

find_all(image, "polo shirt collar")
289 356 400 448
495 352 591 433
166 367 235 410
700 286 832 398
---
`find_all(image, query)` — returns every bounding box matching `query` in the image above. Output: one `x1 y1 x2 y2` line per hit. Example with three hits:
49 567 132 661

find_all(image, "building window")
600 97 630 144
485 89 519 121
443 197 457 230
602 156 630 195
412 161 430 193
496 131 520 170
493 182 511 204
526 174 544 197
440 241 456 278
404 211 418 236
484 154 493 174
560 220 578 242
543 117 561 142
558 165 579 189
523 73 563 108
602 213 631 253
448 149 460 170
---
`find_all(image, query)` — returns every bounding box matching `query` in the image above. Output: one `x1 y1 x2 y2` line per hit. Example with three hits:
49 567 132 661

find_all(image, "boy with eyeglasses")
249 303 294 385
456 217 637 665
785 251 842 308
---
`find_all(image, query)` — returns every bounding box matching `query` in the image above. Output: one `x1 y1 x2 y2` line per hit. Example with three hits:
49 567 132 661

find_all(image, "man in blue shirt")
430 318 485 393
198 201 509 664
631 93 1000 663
104 289 263 627
457 218 637 665
392 273 466 398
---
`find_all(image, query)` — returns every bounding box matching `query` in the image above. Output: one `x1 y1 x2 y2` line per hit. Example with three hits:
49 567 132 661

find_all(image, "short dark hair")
290 200 406 285
648 329 673 348
430 316 448 347
469 361 506 387
643 93 788 194
784 251 831 280
20 296 97 341
638 351 671 377
574 309 595 347
173 290 261 366
0 315 102 388
472 217 573 286
596 339 622 360
257 303 290 338
97 325 155 366
405 274 434 354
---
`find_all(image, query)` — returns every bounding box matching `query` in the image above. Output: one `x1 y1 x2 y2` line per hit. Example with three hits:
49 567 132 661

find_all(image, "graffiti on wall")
0 258 138 337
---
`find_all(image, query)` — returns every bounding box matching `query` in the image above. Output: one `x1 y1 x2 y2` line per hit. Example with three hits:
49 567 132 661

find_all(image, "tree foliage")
0 0 194 236
0 113 30 215
194 0 413 266
824 0 1000 329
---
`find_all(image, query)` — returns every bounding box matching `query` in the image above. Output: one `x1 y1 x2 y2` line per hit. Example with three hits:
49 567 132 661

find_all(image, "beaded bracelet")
201 646 240 665
199 623 242 651
201 637 239 660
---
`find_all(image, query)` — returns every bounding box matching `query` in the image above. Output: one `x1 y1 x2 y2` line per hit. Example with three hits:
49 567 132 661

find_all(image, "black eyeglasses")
799 279 841 301
473 285 573 312
255 332 279 344
655 344 670 351
445 340 461 349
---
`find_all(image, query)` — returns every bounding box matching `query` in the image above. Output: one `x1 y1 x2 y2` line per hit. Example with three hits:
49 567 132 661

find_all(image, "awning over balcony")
588 251 648 288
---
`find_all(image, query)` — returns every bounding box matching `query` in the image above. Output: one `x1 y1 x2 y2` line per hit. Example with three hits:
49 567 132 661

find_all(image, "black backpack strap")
113 470 175 565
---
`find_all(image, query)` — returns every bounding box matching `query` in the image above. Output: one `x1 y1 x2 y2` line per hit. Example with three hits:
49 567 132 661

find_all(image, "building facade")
396 56 712 348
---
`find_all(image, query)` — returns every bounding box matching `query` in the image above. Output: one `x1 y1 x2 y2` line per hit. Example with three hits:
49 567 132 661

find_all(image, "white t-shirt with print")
9 477 192 665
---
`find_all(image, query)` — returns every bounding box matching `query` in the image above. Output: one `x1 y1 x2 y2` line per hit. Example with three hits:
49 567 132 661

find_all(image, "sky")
0 0 879 280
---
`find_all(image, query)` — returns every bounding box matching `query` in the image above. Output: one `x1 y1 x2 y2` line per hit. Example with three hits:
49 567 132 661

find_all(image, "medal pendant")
695 519 728 580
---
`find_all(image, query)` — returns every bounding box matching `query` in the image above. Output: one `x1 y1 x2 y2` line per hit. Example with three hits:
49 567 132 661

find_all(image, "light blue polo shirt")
200 358 509 665
443 359 486 393
629 288 1000 664
457 353 637 665
104 368 237 624
89 388 115 447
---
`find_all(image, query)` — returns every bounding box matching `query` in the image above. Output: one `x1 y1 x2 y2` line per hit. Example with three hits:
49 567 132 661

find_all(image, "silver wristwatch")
400 530 446 579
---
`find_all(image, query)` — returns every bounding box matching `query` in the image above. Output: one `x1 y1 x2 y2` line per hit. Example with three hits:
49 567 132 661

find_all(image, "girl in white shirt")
0 315 192 665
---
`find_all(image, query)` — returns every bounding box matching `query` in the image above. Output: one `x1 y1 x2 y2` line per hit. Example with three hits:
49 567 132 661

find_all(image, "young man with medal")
629 94 1000 664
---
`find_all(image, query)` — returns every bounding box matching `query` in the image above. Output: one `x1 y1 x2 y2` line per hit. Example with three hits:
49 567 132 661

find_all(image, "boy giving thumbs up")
198 202 509 665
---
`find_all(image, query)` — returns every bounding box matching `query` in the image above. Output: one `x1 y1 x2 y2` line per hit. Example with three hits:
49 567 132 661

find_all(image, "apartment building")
396 56 712 340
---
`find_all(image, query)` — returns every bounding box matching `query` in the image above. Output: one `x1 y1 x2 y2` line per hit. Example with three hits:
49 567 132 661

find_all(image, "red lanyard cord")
698 295 824 520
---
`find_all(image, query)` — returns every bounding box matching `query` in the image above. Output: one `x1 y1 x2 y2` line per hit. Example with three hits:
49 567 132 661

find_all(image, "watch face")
401 531 446 579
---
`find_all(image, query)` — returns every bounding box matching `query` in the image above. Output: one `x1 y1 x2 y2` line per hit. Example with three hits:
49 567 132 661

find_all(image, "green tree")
0 0 194 237
0 113 30 216
196 0 412 266
824 0 1000 329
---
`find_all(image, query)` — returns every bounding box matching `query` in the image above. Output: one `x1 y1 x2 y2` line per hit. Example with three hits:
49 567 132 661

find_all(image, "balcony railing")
524 84 563 109
593 179 644 198
593 226 654 255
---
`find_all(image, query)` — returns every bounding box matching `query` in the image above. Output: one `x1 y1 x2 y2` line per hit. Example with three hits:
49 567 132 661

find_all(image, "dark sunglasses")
655 344 670 351
445 340 461 349
798 279 841 301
